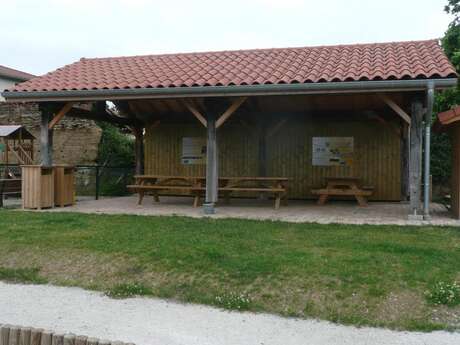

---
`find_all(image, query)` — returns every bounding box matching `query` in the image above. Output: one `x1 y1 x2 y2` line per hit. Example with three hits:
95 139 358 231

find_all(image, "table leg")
193 193 200 208
224 191 231 204
318 194 329 205
355 195 368 207
138 190 144 205
275 193 281 209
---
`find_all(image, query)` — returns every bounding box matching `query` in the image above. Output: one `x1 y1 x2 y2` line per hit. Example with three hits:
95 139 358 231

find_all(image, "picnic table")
127 175 289 209
311 177 374 206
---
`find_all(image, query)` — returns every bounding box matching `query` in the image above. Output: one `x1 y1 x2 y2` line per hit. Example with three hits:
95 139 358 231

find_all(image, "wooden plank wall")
144 113 401 201
451 123 460 219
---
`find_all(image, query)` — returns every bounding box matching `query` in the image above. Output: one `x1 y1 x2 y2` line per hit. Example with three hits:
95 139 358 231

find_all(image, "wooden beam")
48 102 74 129
379 94 411 125
401 123 410 200
183 100 207 127
216 97 247 128
409 99 423 216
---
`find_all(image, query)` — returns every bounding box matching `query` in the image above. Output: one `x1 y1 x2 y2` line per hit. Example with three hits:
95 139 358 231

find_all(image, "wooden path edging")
0 325 134 345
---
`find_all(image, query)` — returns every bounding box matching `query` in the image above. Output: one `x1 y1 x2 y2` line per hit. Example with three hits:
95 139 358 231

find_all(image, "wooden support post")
30 329 43 345
40 106 53 166
73 336 87 345
409 99 423 218
133 126 144 175
204 112 218 214
63 335 75 345
0 325 9 345
95 165 100 200
401 123 410 200
19 328 31 345
8 327 20 345
51 334 64 345
451 123 460 219
39 331 52 345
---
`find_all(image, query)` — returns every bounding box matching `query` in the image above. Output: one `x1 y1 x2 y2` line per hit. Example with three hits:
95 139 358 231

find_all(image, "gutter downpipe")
423 82 435 220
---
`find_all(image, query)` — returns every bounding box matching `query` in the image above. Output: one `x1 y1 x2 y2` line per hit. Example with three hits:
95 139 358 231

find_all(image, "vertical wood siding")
144 114 401 201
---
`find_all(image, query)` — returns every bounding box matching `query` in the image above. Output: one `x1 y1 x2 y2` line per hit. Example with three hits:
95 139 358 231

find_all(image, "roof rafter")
379 94 411 125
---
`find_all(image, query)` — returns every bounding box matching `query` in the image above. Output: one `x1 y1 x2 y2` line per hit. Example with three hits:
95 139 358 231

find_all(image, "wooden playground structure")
0 125 35 205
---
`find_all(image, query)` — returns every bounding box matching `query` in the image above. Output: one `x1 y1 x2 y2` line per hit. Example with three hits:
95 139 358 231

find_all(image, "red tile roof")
438 106 460 125
7 39 457 93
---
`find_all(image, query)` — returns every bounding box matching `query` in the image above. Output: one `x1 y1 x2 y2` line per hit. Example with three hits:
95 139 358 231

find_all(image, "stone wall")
0 102 102 165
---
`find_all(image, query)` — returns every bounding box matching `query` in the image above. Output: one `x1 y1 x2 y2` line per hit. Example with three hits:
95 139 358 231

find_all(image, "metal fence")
75 165 135 199
0 164 135 200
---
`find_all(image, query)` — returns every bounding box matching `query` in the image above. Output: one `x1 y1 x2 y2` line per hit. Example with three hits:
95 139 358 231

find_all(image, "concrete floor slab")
37 195 460 226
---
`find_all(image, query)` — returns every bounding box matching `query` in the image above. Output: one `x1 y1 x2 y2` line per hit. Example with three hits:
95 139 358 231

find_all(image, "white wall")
0 76 18 101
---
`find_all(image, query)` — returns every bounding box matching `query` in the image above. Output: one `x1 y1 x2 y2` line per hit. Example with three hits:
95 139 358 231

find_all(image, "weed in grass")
105 282 152 298
214 292 252 311
426 281 460 306
0 267 46 284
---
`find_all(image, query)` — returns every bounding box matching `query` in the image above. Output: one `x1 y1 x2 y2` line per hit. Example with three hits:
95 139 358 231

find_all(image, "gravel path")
0 282 459 345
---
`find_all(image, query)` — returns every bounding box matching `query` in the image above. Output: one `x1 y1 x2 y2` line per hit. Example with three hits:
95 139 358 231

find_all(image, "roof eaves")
2 78 457 102
0 66 35 82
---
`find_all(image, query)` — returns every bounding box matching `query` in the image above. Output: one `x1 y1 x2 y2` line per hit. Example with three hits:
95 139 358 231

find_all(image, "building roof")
0 65 35 82
5 39 457 95
0 125 35 139
437 106 460 126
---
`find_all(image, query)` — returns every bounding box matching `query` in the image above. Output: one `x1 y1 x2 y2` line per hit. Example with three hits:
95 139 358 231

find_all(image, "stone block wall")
0 102 102 165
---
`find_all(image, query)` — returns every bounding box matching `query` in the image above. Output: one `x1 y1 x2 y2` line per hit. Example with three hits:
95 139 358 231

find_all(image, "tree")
431 1 460 184
445 0 460 25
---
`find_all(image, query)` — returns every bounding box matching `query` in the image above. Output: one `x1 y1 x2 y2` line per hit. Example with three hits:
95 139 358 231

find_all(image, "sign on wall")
312 137 354 166
0 143 4 153
181 137 206 165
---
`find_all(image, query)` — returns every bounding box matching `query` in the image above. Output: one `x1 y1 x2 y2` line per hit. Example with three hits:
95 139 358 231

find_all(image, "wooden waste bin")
21 165 54 209
54 165 75 207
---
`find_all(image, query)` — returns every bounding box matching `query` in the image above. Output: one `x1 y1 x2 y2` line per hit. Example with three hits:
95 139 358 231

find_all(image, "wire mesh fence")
0 164 135 203
75 165 135 199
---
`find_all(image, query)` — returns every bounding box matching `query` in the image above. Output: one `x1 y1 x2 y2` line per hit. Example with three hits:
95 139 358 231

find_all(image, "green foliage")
431 2 460 184
106 282 153 298
426 281 460 306
97 122 134 167
445 0 460 25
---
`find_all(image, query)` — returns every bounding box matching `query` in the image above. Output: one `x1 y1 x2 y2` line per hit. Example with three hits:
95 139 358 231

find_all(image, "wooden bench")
128 176 289 209
127 184 205 207
311 177 374 207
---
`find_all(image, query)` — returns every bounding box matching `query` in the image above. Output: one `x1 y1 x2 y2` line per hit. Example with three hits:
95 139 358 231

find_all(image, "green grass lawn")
0 209 459 331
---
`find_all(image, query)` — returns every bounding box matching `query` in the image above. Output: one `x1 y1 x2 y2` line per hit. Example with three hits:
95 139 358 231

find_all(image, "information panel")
181 137 206 165
312 137 354 166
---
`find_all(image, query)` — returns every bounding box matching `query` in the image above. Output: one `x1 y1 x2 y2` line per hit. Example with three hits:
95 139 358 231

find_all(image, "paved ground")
0 282 459 345
40 195 460 226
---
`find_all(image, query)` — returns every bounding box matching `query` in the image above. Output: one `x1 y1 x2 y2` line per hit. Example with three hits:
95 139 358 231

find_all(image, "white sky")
0 0 453 76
